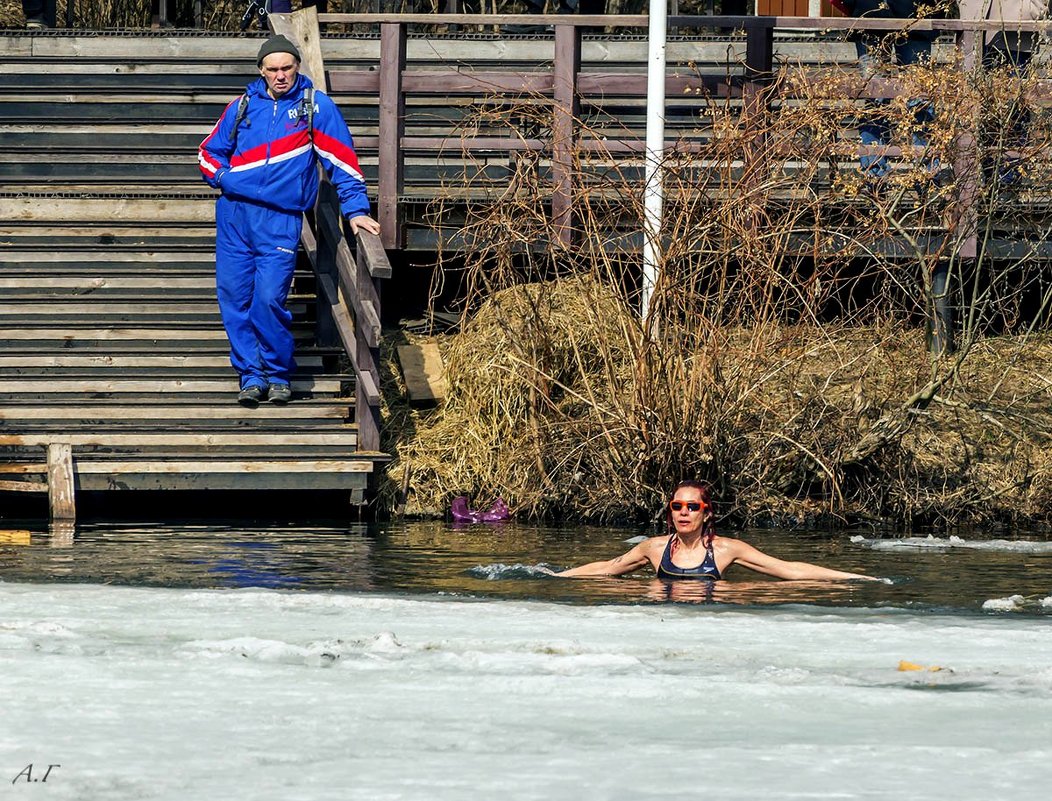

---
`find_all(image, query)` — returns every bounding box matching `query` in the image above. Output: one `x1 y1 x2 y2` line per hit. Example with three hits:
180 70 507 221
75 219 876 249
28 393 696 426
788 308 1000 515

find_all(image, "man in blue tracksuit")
198 35 379 407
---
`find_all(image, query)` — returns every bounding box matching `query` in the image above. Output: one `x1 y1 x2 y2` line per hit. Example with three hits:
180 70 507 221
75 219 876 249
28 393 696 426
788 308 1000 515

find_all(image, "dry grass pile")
381 276 648 520
384 291 1052 527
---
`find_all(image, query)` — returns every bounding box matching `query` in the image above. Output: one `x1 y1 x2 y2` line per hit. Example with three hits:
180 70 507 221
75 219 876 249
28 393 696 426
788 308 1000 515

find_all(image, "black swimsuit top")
656 536 722 580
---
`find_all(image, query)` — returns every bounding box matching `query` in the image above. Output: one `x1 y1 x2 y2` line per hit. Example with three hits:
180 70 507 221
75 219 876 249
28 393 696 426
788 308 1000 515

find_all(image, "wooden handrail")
271 9 389 454
317 13 1052 33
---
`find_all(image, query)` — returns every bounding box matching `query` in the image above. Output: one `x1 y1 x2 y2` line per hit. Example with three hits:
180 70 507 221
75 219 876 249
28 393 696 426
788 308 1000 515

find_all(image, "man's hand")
349 215 381 236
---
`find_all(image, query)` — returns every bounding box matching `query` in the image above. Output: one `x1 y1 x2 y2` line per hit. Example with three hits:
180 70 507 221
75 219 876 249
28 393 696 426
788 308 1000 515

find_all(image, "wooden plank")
552 24 581 246
402 71 553 94
357 230 393 279
0 432 358 447
0 329 228 341
0 251 214 264
0 404 347 420
325 71 380 93
0 278 213 290
321 12 639 23
319 201 382 333
322 288 382 407
74 473 371 491
0 355 321 369
335 71 718 99
0 378 343 393
0 302 220 315
397 342 447 403
0 198 216 223
73 459 376 474
23 37 265 59
0 402 349 421
334 239 382 346
399 136 545 152
47 442 76 522
0 31 955 65
0 478 47 493
0 231 215 244
378 22 407 250
0 463 47 474
4 64 252 77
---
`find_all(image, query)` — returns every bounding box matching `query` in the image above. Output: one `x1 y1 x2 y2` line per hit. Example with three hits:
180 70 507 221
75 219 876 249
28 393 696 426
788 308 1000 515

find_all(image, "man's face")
260 53 299 99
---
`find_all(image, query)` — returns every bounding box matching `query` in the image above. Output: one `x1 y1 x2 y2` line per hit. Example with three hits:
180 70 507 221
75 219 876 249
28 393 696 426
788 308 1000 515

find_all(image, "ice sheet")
851 534 1052 552
2 582 1051 801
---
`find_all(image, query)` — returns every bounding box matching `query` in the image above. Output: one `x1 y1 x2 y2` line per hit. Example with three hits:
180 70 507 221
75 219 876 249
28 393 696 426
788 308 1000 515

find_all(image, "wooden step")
0 453 378 492
0 197 216 223
0 250 214 264
0 367 332 380
0 354 325 369
72 457 377 492
0 430 359 447
0 401 349 421
0 376 347 394
0 417 352 432
0 327 323 349
0 299 310 316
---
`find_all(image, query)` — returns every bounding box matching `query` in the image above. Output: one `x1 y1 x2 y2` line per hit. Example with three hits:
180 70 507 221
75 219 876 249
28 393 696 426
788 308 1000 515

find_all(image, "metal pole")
928 261 954 355
641 0 667 321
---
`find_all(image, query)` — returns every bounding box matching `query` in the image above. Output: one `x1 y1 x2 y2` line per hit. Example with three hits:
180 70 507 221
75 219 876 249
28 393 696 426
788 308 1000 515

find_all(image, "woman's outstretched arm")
557 540 654 577
723 539 877 581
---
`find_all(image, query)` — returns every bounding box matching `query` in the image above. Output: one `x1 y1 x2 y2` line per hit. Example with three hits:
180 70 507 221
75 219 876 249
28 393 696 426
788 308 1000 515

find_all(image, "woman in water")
558 480 875 581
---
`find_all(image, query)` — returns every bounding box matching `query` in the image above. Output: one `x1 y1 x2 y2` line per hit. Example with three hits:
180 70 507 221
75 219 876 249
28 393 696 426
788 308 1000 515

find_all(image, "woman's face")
670 487 708 537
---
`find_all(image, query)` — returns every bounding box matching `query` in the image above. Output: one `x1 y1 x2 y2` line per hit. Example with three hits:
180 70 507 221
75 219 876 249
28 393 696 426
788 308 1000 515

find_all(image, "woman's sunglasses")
669 500 706 513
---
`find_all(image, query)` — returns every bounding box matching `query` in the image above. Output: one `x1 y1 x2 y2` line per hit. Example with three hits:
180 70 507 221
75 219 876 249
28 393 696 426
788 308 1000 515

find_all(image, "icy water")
2 521 1051 800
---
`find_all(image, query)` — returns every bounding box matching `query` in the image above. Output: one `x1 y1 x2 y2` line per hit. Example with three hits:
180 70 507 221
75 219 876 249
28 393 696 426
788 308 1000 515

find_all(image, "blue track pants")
215 195 301 390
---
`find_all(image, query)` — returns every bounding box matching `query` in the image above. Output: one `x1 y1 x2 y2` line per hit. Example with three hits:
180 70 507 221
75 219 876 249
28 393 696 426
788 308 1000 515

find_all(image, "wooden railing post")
379 21 407 250
47 443 75 522
355 242 384 452
315 183 341 348
552 22 581 247
275 8 390 460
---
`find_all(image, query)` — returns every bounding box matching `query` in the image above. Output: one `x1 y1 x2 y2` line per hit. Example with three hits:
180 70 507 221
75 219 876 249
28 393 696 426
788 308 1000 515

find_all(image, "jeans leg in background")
896 38 936 176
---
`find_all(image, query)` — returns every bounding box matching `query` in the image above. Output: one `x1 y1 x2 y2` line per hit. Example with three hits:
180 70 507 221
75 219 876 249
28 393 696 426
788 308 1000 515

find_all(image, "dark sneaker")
237 385 265 408
267 383 292 405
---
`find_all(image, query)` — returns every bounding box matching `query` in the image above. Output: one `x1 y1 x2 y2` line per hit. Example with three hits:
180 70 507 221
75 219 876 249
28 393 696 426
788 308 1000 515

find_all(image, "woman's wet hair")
667 480 715 546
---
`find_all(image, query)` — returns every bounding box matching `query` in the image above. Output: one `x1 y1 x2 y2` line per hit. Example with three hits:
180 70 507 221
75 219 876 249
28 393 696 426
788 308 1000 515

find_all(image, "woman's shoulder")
711 534 748 553
639 534 672 551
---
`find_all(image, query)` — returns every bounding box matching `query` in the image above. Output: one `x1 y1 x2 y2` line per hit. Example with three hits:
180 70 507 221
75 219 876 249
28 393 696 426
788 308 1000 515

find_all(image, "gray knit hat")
257 35 301 67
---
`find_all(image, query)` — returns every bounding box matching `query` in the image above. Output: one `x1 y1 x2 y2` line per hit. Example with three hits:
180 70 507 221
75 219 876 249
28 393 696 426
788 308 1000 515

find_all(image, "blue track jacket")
198 74 370 219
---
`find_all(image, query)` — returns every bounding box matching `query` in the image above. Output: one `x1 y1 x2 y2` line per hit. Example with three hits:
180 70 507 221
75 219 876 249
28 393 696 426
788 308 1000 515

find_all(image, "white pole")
641 0 667 322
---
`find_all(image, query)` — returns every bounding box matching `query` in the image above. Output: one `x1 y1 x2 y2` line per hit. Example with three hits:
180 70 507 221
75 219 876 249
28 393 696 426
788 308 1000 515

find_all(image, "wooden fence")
285 11 1052 264
267 10 1052 362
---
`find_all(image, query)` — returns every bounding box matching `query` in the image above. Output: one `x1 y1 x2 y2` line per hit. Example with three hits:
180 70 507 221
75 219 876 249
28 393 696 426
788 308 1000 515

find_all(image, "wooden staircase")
0 32 386 519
